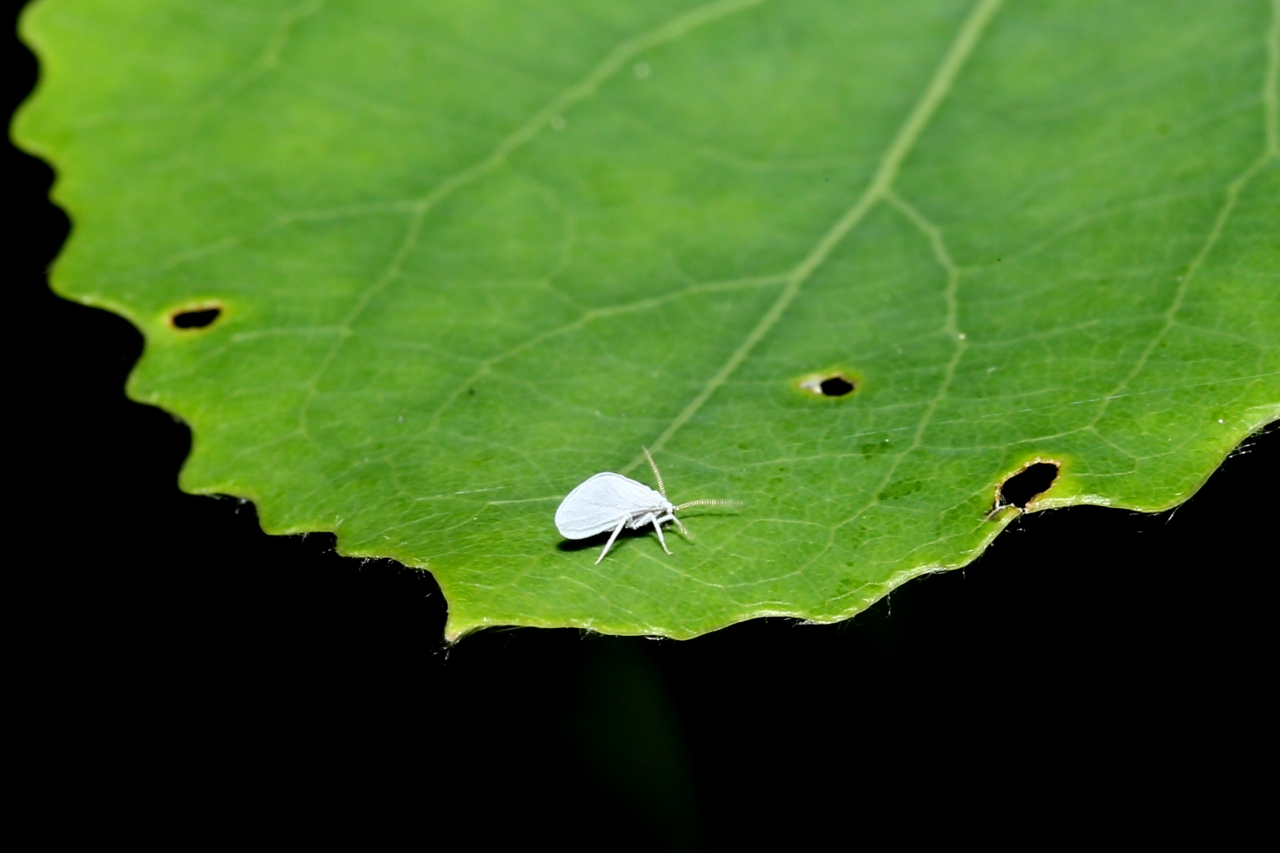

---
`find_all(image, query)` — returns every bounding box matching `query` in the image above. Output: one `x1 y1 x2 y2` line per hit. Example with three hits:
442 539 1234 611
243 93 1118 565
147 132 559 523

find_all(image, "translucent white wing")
555 472 667 539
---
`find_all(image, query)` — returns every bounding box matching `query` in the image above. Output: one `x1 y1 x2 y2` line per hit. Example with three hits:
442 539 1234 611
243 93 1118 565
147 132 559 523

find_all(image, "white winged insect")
555 447 736 564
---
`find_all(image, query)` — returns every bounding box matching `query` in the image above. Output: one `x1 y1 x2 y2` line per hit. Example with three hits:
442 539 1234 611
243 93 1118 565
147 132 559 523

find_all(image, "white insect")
555 447 735 564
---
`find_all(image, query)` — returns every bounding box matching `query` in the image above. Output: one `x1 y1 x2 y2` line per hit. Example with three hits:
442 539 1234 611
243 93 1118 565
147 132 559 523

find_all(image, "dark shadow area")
557 523 668 555
11 7 1276 845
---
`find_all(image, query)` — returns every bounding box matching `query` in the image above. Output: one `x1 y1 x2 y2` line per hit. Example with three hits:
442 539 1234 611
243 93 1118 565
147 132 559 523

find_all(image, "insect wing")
555 473 664 539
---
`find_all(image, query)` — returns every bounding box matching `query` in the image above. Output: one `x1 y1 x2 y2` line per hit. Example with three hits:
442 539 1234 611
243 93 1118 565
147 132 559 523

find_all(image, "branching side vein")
638 0 1003 467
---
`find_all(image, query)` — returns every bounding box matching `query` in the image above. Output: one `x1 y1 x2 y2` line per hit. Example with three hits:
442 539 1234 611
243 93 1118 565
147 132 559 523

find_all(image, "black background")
10 4 1274 846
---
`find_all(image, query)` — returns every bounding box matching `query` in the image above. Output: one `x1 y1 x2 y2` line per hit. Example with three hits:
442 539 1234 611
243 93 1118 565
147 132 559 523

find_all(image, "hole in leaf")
996 461 1060 511
800 373 856 397
169 305 222 329
819 376 855 396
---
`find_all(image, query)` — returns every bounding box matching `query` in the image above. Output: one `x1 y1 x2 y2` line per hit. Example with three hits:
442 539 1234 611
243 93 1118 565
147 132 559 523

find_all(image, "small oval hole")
800 373 857 397
996 461 1060 511
169 305 222 329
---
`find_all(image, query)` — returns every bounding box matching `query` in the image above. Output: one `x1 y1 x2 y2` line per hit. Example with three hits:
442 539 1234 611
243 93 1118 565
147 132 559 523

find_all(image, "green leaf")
16 0 1278 639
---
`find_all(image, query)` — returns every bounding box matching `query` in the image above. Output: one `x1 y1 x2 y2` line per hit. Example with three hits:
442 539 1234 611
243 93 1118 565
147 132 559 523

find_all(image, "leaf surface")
16 0 1279 638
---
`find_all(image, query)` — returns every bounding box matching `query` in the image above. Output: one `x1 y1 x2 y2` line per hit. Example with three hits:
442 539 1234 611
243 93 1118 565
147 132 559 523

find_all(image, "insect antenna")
673 498 742 511
641 445 667 497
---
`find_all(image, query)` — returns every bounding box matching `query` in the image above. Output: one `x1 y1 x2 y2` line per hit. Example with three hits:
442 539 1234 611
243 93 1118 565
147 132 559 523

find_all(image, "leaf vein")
637 0 1004 467
1090 0 1279 429
294 0 772 441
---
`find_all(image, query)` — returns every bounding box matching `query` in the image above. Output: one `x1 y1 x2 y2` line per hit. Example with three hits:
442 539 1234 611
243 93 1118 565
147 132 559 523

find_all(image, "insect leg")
654 511 689 539
645 512 672 555
596 515 630 564
668 513 690 538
